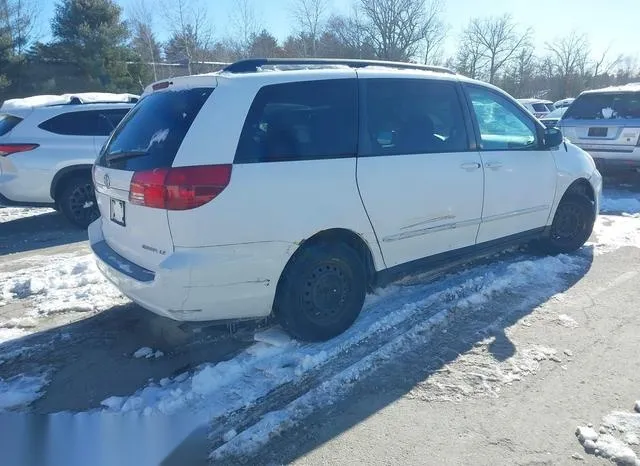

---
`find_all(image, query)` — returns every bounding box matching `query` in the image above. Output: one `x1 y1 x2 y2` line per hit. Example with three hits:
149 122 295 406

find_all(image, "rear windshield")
532 103 549 112
96 88 213 171
564 92 640 120
0 114 22 136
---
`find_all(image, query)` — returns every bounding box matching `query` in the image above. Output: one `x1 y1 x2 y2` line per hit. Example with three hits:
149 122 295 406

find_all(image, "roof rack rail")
222 58 456 75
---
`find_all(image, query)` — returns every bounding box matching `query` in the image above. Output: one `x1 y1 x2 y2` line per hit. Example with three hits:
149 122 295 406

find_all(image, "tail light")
129 164 232 210
0 144 39 156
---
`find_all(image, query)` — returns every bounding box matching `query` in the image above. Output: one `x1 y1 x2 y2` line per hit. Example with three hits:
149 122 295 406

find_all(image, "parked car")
89 58 601 341
559 83 640 175
554 97 575 109
0 93 138 227
540 106 568 128
517 98 555 118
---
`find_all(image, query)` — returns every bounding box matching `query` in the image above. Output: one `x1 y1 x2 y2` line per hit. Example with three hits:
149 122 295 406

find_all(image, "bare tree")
325 6 374 59
546 32 589 77
454 37 485 79
546 32 590 96
358 0 446 62
128 0 161 80
421 0 446 65
162 0 213 74
592 46 622 78
462 14 531 84
290 0 329 57
230 0 261 57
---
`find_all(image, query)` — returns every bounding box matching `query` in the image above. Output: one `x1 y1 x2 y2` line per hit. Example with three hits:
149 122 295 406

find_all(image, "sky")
38 0 640 61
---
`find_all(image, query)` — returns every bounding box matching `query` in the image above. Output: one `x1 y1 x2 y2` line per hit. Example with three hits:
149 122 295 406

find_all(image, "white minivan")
89 58 602 341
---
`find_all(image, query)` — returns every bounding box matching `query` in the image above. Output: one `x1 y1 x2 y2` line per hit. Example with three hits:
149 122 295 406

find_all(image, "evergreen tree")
34 0 138 92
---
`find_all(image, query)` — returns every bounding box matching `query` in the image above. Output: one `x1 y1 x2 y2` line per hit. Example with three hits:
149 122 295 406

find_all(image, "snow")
0 206 55 223
583 82 640 94
600 192 640 215
577 407 640 465
0 253 128 343
555 313 579 328
253 327 292 347
0 92 138 111
591 215 640 254
0 373 49 411
133 347 164 359
223 429 238 442
577 426 599 443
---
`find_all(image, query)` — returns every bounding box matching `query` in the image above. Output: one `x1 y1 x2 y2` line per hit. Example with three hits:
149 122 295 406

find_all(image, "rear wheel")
274 242 367 342
58 176 99 229
539 193 595 254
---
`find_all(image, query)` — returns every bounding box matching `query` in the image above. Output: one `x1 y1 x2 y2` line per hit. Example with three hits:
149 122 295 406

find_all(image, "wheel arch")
276 228 378 299
50 164 93 201
562 178 595 204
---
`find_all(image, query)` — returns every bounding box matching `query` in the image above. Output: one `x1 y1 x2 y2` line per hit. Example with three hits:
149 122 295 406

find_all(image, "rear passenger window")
361 79 469 156
0 114 22 136
564 92 640 120
39 110 115 136
235 79 357 163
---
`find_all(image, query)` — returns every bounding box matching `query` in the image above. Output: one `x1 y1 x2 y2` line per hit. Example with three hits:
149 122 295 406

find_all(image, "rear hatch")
94 86 215 271
560 91 640 158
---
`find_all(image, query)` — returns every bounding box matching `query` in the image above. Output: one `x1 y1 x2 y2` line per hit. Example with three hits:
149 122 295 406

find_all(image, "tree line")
1 0 639 102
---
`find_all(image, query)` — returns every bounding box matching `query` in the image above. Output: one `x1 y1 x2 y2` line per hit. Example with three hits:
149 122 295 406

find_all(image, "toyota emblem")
104 174 111 189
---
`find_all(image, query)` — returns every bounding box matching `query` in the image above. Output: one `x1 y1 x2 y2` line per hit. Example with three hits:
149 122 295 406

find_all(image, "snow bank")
0 373 49 411
601 192 640 215
0 206 55 223
0 253 128 342
591 215 640 254
577 406 640 465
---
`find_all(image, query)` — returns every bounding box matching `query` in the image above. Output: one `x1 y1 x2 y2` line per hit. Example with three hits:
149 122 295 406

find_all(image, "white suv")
89 58 602 341
0 93 137 227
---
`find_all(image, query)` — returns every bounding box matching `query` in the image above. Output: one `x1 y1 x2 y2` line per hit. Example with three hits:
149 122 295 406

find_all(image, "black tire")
539 193 595 254
58 176 99 229
274 242 367 342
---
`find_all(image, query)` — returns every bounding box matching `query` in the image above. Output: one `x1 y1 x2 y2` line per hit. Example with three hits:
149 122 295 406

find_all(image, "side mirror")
544 127 563 148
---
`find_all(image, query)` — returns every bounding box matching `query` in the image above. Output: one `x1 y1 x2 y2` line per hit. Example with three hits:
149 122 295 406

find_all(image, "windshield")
96 88 213 171
564 92 640 120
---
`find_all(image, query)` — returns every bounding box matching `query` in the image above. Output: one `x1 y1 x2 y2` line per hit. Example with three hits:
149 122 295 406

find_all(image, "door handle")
460 162 481 171
485 161 503 169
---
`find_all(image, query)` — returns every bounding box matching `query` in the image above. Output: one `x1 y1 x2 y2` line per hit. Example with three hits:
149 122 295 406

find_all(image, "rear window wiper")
105 150 148 165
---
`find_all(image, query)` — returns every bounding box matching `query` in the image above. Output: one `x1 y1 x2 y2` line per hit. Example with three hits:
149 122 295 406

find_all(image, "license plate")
588 127 608 137
110 198 126 226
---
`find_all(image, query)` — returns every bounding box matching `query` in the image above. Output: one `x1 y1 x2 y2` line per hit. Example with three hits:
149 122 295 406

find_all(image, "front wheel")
58 177 99 229
539 193 595 254
274 242 367 342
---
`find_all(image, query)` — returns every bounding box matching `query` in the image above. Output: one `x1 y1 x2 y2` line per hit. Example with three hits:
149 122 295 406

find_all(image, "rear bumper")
89 219 292 322
0 156 56 204
592 157 640 174
575 146 640 173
